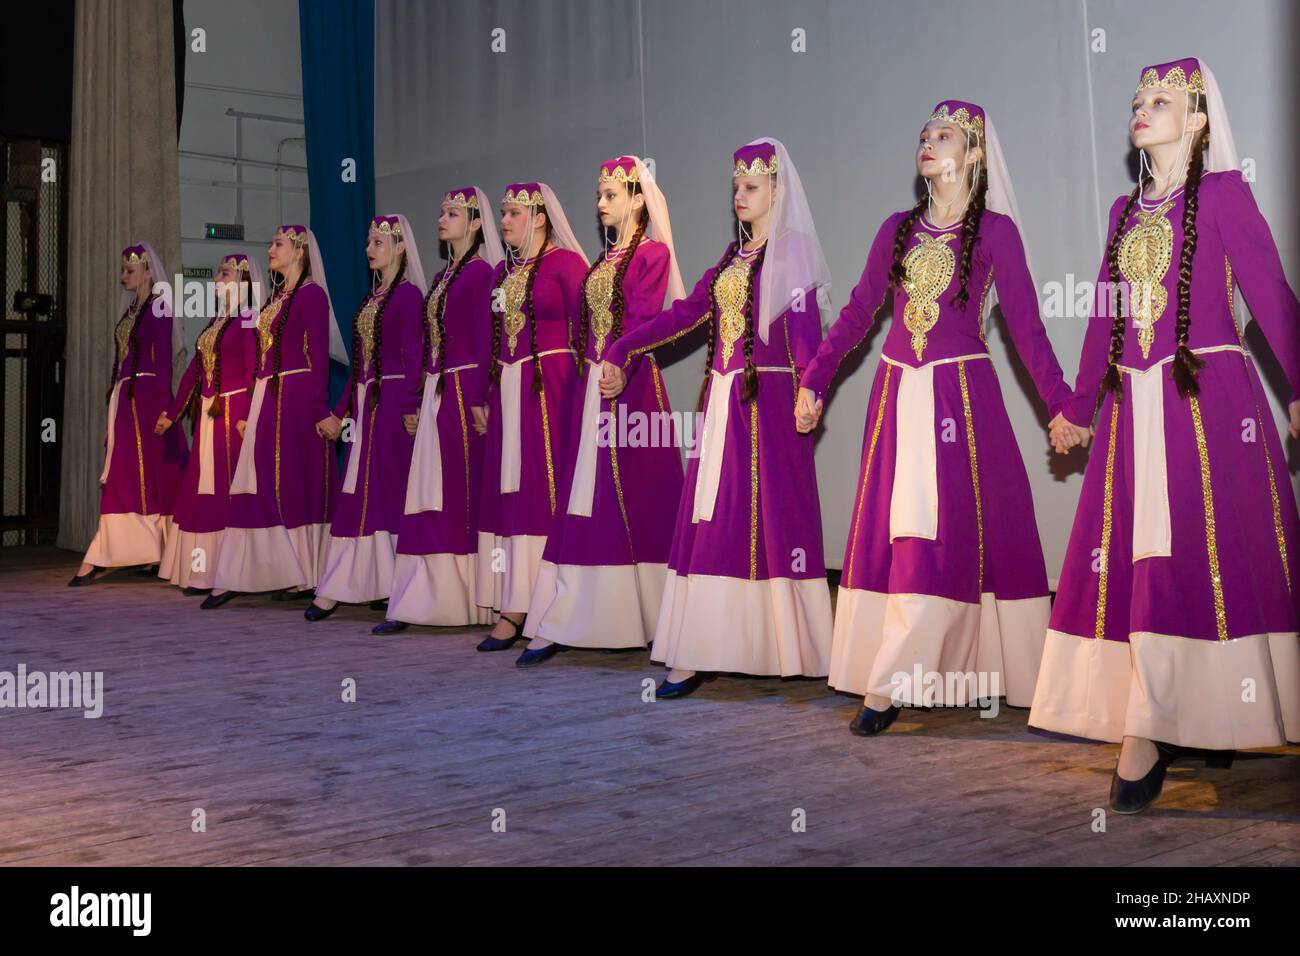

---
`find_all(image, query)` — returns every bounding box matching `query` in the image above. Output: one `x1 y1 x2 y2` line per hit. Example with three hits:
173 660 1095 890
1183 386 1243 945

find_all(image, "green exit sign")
205 223 244 240
184 267 213 278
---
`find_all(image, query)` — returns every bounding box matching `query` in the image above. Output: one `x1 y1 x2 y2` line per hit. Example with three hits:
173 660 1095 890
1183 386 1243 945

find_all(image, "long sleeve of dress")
395 283 425 416
1059 196 1128 429
619 241 671 379
168 351 200 420
799 215 898 396
1214 171 1300 402
606 262 719 371
300 284 332 423
554 250 589 351
988 214 1072 417
787 285 825 376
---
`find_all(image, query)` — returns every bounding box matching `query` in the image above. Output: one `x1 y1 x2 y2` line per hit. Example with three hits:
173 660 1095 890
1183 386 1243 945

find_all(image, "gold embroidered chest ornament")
355 290 387 369
585 257 619 356
1117 199 1177 360
715 256 756 367
114 304 141 368
424 272 452 367
255 293 284 357
901 232 959 361
500 263 532 356
197 316 229 386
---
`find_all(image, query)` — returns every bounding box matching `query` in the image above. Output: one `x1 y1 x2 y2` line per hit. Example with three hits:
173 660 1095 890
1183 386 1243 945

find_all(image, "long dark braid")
524 254 545 396
577 201 649 378
1096 181 1146 413
270 255 311 393
887 197 927 288
950 164 988 309
695 240 741 411
1170 126 1209 399
738 241 768 403
427 215 486 397
208 293 240 417
366 256 407 411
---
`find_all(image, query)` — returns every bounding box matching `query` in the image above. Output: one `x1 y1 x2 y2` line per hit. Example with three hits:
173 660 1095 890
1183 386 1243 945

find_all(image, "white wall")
373 0 1299 579
177 0 309 350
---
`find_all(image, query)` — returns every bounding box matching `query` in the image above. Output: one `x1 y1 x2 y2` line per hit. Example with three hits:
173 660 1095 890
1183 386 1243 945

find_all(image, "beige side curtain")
57 0 182 552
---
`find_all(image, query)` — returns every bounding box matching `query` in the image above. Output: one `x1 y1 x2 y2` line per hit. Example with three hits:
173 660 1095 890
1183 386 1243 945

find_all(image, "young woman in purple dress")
156 252 261 593
1030 58 1300 813
516 156 686 666
602 138 834 699
71 242 188 585
796 101 1072 737
307 215 427 622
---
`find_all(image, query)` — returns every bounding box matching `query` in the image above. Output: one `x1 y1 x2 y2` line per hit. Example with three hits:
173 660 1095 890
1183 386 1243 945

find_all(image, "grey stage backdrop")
374 0 1299 582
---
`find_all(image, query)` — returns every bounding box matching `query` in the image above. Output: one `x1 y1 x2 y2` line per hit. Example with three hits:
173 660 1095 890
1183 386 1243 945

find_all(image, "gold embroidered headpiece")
1136 58 1206 95
928 101 985 142
599 157 639 184
443 189 480 210
121 244 149 266
369 215 403 237
220 254 252 273
275 225 310 247
733 143 777 177
503 183 544 206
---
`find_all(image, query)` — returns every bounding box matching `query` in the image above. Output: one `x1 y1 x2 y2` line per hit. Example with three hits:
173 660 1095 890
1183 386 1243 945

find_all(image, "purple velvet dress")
475 246 588 614
158 312 259 589
215 280 338 593
316 279 423 604
1029 170 1300 750
801 210 1071 707
605 248 833 676
524 238 685 648
83 296 189 569
388 256 495 626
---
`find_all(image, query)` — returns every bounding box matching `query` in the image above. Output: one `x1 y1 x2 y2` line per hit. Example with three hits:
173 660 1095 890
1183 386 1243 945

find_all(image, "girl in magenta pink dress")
601 139 835 699
474 183 589 652
308 215 428 622
206 225 348 607
518 156 687 666
381 188 503 633
1029 58 1300 814
71 242 188 585
797 101 1071 737
156 253 261 592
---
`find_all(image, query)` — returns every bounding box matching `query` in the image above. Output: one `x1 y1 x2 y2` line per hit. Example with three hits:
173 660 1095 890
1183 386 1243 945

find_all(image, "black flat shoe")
655 673 716 700
849 703 901 737
137 564 158 576
515 643 563 667
182 587 210 597
369 599 389 612
273 587 315 602
372 619 409 635
67 568 100 587
1110 742 1236 815
304 603 336 622
200 590 238 609
476 614 527 652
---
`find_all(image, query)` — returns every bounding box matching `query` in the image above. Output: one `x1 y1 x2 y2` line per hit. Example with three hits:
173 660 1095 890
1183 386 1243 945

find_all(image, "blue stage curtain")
299 0 375 407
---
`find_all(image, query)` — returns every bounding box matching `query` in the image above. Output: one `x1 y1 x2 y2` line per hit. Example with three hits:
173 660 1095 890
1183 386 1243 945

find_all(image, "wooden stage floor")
2 549 1296 866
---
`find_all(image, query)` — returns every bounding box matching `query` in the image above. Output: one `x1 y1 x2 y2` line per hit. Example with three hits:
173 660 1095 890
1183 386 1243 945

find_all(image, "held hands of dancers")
154 413 173 435
1289 399 1300 439
599 361 626 399
316 414 343 441
470 406 488 436
235 420 246 437
403 413 419 437
794 387 824 434
1048 412 1092 455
